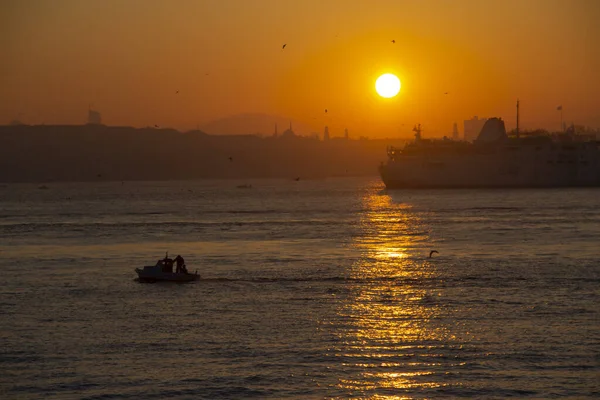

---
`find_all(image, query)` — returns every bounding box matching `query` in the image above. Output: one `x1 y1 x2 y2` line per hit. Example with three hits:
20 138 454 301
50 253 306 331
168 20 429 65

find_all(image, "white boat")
135 257 200 283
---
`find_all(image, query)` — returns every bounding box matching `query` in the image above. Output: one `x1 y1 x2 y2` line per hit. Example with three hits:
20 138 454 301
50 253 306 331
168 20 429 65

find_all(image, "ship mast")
516 99 520 139
413 124 422 142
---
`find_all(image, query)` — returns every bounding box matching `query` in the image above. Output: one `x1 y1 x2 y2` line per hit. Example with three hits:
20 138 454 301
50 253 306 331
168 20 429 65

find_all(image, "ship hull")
380 148 600 189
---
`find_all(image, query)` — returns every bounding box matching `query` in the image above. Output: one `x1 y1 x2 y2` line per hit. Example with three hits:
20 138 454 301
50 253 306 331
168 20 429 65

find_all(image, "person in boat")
174 254 186 274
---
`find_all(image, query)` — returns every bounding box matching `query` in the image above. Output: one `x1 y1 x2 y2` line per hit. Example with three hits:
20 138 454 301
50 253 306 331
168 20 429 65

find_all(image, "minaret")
516 99 520 139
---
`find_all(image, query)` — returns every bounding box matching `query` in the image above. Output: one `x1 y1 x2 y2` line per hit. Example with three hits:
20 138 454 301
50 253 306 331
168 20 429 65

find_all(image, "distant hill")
201 113 315 136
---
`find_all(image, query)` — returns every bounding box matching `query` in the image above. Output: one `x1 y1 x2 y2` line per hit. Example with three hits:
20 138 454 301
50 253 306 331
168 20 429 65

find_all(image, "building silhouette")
87 108 102 125
464 116 487 142
281 121 295 138
452 122 459 140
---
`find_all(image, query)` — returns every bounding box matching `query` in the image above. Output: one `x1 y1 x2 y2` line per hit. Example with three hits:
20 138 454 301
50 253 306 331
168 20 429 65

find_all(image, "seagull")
429 250 439 258
325 109 328 113
444 92 449 95
282 44 286 50
154 124 159 128
176 90 179 94
391 40 395 44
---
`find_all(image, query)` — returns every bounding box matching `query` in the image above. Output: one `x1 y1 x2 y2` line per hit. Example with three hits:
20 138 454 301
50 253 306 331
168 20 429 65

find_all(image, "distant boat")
135 256 200 283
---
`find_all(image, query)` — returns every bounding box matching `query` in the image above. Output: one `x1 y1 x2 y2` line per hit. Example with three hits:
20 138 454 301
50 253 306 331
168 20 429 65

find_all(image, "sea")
0 177 598 399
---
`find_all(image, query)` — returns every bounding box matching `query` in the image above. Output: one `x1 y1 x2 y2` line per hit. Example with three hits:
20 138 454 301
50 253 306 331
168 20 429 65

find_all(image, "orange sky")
2 0 599 138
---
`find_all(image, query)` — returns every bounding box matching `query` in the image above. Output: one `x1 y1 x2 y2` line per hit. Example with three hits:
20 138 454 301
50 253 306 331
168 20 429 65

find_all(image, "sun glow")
375 73 401 98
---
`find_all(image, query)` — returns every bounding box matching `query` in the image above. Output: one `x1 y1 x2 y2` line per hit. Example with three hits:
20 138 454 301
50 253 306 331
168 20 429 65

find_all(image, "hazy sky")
2 0 599 137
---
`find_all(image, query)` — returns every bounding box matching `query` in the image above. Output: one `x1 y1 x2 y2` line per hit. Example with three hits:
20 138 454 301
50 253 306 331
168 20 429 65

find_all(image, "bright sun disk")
375 73 401 98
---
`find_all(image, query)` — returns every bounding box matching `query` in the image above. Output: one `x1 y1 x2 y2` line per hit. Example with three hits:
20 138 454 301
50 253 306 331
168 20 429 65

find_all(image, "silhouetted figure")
175 255 185 273
282 44 287 50
429 250 439 258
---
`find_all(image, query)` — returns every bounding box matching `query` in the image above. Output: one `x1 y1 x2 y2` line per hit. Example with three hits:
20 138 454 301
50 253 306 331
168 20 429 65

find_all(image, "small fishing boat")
135 256 200 283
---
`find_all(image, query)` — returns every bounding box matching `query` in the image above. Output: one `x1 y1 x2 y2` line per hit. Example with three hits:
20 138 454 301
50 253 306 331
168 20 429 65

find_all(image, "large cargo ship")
379 113 600 189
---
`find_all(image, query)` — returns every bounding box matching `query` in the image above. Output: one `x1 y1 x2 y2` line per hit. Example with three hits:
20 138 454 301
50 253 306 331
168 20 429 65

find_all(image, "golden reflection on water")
332 188 455 397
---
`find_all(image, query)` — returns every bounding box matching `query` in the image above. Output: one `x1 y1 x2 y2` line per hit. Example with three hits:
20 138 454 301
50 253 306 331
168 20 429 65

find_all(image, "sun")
375 73 401 98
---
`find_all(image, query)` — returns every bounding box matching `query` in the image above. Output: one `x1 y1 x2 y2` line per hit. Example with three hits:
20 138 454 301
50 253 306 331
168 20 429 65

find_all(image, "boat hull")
135 268 200 283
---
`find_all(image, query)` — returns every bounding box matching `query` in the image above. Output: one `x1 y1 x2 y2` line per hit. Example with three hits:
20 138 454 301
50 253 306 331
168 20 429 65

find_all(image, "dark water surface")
1 178 598 399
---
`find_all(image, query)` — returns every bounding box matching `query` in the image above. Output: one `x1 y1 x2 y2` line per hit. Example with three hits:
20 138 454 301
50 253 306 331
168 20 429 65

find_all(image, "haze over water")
1 178 598 398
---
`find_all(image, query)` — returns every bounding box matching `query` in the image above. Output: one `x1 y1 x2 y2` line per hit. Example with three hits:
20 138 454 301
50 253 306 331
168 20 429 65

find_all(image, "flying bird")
429 250 439 258
444 92 449 95
176 90 179 94
391 40 395 44
325 109 328 113
282 44 287 50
